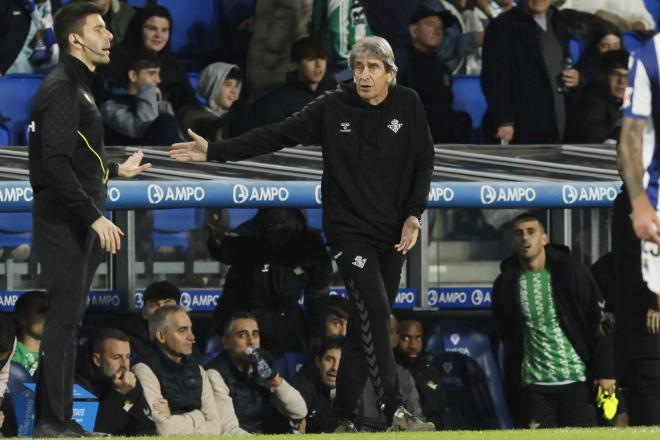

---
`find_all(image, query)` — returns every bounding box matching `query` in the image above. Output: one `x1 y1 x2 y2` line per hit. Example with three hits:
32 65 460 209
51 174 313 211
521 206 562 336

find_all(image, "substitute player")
171 36 435 432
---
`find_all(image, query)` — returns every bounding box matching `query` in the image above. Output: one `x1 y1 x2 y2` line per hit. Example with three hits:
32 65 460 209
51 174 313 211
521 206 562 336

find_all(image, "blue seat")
0 212 32 248
305 208 323 230
188 72 207 104
569 37 583 63
156 0 220 59
127 0 151 7
8 361 34 395
623 32 645 53
205 334 223 353
434 351 499 430
227 208 258 230
442 323 513 429
452 75 487 140
0 125 10 146
275 352 308 382
151 208 204 252
424 323 444 357
0 75 43 145
645 0 660 30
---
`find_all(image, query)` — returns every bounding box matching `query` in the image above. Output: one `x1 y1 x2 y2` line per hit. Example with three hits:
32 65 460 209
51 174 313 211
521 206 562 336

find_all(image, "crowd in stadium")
1 0 660 436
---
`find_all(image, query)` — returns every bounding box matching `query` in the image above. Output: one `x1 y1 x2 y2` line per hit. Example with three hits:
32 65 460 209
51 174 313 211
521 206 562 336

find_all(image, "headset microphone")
76 39 106 57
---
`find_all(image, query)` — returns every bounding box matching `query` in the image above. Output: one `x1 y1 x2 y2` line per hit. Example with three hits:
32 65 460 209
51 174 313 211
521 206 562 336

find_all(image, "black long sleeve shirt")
28 54 117 227
208 83 435 249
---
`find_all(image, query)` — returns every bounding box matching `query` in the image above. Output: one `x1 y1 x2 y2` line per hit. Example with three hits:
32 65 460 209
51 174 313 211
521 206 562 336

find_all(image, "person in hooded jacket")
97 4 196 111
171 35 435 433
209 207 332 355
492 212 615 428
178 62 257 141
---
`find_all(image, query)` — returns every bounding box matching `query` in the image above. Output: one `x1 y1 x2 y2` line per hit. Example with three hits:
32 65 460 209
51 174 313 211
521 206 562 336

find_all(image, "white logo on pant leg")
352 256 367 269
387 118 403 133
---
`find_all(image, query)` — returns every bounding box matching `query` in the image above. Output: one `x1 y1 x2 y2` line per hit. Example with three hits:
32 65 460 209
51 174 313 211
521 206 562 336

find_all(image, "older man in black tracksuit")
492 213 614 428
171 35 435 432
28 3 149 437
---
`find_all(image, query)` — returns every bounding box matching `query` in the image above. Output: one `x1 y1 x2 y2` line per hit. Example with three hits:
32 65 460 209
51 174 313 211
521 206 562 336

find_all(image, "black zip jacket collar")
62 53 95 90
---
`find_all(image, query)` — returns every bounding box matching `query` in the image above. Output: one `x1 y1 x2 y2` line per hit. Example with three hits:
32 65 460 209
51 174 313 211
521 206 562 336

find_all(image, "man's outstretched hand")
118 151 151 178
170 129 208 162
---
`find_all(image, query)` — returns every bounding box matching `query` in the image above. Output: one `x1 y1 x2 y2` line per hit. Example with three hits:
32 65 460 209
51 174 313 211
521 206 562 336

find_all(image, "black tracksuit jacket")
28 54 118 227
207 83 435 249
492 245 615 420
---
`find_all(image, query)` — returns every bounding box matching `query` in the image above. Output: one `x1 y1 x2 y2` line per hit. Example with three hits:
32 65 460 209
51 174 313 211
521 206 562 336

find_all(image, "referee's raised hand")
170 129 208 162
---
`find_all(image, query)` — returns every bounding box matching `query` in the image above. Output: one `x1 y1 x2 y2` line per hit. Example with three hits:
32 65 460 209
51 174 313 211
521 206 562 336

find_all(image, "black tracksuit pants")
33 216 104 424
331 241 404 424
523 382 597 428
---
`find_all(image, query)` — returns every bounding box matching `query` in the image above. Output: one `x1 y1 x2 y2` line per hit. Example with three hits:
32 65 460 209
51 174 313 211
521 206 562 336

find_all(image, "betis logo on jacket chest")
387 118 403 133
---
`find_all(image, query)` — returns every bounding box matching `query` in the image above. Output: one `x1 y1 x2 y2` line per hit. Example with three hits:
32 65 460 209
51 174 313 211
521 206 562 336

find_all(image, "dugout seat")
227 208 259 230
151 208 204 252
0 75 43 145
275 352 308 382
0 212 32 249
441 322 513 429
452 75 487 142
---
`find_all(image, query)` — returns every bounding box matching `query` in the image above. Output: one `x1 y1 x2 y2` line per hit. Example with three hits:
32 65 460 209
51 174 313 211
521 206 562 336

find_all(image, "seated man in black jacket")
121 280 180 358
492 212 615 428
292 338 342 433
205 312 307 434
75 328 156 436
209 208 332 355
255 37 337 125
394 319 448 429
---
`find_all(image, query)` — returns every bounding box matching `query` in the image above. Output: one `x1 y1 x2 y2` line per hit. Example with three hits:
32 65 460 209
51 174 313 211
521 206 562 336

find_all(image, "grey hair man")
132 305 222 435
170 35 435 432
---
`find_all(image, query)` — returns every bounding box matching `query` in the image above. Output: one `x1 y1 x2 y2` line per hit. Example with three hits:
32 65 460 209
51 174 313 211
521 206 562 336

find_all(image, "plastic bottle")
245 346 272 381
557 57 573 94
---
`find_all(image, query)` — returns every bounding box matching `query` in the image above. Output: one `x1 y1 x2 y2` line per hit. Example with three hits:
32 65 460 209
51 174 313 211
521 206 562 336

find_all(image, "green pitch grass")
85 428 660 440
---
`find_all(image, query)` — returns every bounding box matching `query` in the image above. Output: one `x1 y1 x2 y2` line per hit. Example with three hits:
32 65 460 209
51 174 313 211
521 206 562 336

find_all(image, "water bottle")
245 346 272 381
557 57 573 94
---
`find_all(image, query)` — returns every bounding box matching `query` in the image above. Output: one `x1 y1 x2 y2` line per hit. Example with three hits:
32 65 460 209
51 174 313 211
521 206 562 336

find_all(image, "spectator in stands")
87 0 135 46
247 0 313 92
319 295 350 340
449 0 492 74
101 5 197 112
609 186 660 426
255 37 337 125
395 6 472 143
560 0 655 32
132 305 222 435
0 317 17 432
122 280 181 358
12 291 48 376
358 315 432 431
572 49 628 144
575 21 622 86
492 212 615 427
488 0 515 17
205 312 307 433
481 0 580 144
101 50 182 146
292 337 343 433
394 319 448 430
311 0 372 78
75 328 156 435
178 63 256 141
209 208 332 355
0 0 59 75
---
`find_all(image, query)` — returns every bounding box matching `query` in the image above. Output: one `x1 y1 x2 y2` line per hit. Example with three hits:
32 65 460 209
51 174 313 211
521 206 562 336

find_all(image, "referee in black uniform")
171 36 435 432
28 3 150 437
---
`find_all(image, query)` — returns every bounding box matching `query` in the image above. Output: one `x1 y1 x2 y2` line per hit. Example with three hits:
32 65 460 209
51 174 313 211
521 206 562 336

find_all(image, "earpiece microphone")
75 39 107 57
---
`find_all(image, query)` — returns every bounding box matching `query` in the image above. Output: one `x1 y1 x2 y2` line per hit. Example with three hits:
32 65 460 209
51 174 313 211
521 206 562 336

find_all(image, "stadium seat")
188 72 206 104
424 323 444 357
275 352 308 382
442 323 513 429
434 351 499 430
0 125 10 146
8 361 34 394
0 212 32 249
623 32 645 53
156 0 220 61
151 208 204 252
452 75 487 141
0 75 43 145
645 0 660 30
227 208 259 230
127 0 153 7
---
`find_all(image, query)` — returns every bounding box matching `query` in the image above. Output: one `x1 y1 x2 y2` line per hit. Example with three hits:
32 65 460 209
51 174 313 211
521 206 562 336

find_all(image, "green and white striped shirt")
519 269 586 386
324 0 372 67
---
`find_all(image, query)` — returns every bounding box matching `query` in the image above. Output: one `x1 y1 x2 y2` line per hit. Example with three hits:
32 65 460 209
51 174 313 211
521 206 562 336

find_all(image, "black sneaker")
32 421 84 438
334 418 358 433
387 406 435 432
63 420 110 438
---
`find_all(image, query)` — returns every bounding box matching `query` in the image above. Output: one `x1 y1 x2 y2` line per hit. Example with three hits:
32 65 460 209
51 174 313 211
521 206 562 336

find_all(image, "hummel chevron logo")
352 256 367 269
340 122 351 133
387 118 403 133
